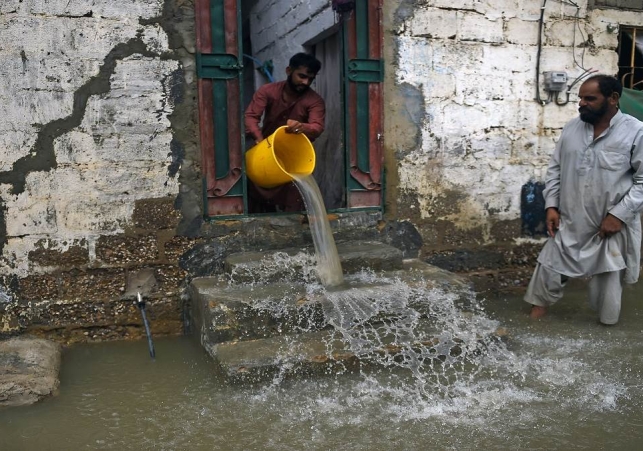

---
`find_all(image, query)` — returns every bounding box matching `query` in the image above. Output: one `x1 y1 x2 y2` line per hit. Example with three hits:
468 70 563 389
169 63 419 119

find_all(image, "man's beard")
287 74 309 93
579 100 608 124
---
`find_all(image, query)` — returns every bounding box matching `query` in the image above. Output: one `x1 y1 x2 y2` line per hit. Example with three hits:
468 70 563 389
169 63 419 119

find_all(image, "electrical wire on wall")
535 0 599 106
567 0 587 71
555 68 597 105
554 0 597 105
535 0 549 104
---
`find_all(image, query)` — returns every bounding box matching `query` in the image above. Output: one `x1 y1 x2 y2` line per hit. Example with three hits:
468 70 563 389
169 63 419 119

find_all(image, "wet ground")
1 279 642 451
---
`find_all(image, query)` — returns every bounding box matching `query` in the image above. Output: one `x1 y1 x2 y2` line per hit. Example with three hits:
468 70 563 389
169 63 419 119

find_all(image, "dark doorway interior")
618 27 643 90
240 2 346 212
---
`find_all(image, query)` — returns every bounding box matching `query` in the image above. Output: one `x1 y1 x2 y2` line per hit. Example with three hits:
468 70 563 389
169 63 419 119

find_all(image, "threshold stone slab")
212 330 356 382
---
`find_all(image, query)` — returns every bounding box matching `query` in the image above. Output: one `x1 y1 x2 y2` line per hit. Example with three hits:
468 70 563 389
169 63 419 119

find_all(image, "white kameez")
537 111 643 284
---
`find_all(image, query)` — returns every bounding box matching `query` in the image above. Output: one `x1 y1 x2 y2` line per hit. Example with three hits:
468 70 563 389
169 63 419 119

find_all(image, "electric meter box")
543 71 567 92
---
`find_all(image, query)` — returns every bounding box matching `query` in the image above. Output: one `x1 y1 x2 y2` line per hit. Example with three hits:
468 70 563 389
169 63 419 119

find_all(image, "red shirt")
244 80 325 142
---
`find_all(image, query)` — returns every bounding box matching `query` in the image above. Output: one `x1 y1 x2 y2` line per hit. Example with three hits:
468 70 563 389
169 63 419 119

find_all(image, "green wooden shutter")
343 0 384 209
195 0 245 217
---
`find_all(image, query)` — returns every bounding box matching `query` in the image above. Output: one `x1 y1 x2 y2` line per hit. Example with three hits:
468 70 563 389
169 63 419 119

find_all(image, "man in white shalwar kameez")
525 75 643 325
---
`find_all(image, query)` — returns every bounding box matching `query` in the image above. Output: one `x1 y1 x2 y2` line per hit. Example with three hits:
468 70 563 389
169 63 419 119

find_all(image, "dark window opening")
618 27 643 90
590 0 643 10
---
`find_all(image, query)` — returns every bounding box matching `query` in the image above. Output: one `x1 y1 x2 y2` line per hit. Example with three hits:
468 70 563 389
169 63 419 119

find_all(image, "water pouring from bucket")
246 126 344 287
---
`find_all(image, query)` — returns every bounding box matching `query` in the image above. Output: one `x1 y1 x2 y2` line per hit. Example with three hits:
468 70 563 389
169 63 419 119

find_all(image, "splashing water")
232 174 630 427
242 257 632 433
125 174 639 448
277 174 503 399
241 251 507 402
2 278 640 451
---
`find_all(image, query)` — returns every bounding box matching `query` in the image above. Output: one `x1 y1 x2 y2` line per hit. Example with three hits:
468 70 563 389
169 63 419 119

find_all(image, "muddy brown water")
1 278 643 451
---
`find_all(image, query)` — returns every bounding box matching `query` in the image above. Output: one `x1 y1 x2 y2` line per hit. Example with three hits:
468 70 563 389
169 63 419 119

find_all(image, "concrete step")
209 330 352 382
211 322 509 384
189 259 475 348
223 240 404 284
189 278 326 345
189 246 487 384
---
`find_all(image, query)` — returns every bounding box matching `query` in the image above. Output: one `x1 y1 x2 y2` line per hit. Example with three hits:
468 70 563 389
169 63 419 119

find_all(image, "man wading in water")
244 52 325 213
525 75 643 325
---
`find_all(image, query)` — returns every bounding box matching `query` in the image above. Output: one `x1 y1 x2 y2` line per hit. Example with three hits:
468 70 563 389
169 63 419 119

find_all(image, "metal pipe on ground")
136 292 156 359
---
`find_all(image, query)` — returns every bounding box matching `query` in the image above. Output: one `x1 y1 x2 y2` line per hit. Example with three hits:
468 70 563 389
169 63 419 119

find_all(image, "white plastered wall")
395 0 641 238
0 0 180 277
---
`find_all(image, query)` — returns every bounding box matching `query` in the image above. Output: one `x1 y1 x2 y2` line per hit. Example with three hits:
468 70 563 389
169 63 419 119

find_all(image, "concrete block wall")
246 0 336 86
385 0 643 293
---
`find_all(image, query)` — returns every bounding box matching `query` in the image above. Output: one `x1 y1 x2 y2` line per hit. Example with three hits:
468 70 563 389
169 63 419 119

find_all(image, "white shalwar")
525 111 643 323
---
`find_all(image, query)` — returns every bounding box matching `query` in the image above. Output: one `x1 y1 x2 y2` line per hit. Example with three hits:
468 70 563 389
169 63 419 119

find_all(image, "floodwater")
1 279 643 451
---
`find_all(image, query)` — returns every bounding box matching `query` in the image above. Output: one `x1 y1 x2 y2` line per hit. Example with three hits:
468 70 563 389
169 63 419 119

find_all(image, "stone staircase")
188 240 505 383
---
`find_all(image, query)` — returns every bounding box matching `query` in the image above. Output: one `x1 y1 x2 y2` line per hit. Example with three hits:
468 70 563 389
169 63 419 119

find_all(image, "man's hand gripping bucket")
245 126 316 188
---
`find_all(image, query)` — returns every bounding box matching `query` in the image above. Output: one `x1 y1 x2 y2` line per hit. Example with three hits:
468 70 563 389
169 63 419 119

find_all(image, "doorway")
195 0 383 218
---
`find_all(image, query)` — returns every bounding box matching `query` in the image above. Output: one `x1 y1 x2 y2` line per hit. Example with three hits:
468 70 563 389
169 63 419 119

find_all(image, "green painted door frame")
195 0 384 218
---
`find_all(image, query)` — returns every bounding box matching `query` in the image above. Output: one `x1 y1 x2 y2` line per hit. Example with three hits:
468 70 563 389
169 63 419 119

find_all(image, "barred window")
618 27 643 89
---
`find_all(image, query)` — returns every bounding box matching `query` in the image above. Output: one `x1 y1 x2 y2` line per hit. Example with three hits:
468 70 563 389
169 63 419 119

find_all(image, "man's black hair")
585 74 623 98
289 53 322 73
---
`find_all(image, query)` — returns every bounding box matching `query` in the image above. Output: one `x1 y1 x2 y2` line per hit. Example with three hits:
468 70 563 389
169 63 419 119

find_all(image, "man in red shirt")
244 53 326 213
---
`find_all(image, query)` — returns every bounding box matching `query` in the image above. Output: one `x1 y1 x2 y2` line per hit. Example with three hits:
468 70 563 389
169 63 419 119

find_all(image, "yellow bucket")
245 126 316 189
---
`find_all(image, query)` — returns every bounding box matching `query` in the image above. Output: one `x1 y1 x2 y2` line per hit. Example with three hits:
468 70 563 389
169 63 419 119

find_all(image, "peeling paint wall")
0 0 198 338
0 0 180 274
383 0 643 289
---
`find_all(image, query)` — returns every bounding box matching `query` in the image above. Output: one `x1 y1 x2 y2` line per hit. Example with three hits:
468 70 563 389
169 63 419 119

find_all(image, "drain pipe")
137 292 156 359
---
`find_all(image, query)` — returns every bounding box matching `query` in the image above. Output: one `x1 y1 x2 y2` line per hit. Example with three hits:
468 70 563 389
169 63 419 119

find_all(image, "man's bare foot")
529 305 547 319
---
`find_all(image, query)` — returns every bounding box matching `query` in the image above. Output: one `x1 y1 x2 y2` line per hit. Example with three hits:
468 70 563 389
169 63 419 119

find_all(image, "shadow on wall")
521 181 547 237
